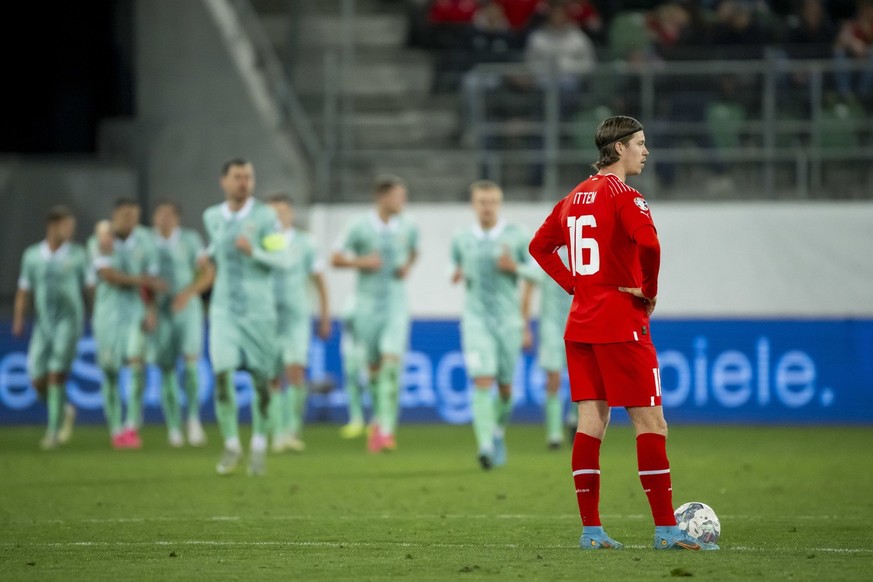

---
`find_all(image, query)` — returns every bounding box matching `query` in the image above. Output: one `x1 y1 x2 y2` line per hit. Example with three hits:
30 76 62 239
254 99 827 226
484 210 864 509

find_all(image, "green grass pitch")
1 423 871 580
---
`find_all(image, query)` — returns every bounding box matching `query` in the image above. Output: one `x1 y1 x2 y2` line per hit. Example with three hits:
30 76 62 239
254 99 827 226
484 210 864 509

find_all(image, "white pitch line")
5 513 862 525
1 540 869 553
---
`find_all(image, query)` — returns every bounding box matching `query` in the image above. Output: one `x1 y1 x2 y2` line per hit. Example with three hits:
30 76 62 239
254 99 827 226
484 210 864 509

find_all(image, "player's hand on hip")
357 253 382 272
522 324 534 352
451 268 464 284
497 245 517 274
618 286 657 316
318 318 332 340
394 263 410 279
235 235 253 256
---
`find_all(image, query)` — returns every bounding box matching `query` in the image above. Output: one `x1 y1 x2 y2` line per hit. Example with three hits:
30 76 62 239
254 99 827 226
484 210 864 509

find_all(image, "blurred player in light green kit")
202 158 287 476
150 200 214 448
13 206 89 449
522 246 573 449
88 198 166 449
265 193 331 453
338 297 368 439
331 175 418 453
451 181 538 469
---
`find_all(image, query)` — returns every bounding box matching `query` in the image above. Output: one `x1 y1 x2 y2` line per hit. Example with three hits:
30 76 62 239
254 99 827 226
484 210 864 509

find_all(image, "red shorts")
565 340 662 407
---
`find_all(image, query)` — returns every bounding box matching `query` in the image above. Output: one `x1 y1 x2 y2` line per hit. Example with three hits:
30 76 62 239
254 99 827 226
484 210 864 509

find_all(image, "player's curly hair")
593 116 644 170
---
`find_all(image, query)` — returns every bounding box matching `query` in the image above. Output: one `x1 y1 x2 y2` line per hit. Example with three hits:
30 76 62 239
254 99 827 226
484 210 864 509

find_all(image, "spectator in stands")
649 1 712 60
497 0 549 33
428 0 480 93
786 0 838 57
474 1 510 31
565 0 604 43
524 1 596 91
470 1 519 60
456 2 519 141
834 0 873 104
710 0 775 59
406 0 433 48
652 1 734 192
428 0 478 25
648 2 692 55
498 2 593 185
779 0 838 115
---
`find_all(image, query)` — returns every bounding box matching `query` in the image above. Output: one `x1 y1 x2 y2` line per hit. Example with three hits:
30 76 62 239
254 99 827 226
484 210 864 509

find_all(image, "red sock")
636 433 677 526
571 432 602 527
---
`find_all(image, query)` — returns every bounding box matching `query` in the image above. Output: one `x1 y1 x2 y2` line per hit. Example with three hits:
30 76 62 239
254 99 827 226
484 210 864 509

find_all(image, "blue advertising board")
1 319 871 425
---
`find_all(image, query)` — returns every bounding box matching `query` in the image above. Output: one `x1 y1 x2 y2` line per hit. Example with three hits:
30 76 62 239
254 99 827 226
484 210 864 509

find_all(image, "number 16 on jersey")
568 215 600 276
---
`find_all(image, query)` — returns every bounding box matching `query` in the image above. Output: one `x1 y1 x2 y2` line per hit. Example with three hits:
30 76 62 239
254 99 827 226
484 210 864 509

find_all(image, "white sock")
224 436 242 452
250 433 268 453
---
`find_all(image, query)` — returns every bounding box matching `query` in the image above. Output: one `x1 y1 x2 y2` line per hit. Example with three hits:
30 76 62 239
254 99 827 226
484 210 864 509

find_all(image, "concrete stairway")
250 0 477 201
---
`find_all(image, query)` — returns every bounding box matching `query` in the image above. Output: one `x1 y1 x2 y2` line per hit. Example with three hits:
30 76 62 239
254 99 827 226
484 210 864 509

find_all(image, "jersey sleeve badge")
633 197 650 212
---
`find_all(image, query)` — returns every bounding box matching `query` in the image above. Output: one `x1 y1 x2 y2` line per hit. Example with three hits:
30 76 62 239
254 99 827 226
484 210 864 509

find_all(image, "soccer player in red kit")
529 116 718 551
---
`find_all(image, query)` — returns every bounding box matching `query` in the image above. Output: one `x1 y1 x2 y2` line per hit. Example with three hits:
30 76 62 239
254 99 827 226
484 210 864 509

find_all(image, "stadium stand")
246 0 872 201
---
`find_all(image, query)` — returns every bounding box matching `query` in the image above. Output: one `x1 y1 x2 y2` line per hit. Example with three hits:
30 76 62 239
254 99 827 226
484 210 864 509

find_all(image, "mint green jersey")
17 241 89 333
335 212 418 317
18 241 89 377
150 227 206 368
533 247 572 372
273 228 322 368
451 220 537 329
274 228 321 323
88 226 160 327
88 226 159 370
536 246 573 334
203 198 287 374
203 198 287 322
151 227 206 312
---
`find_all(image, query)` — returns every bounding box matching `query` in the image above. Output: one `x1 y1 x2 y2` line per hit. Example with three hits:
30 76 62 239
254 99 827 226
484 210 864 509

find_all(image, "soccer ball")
674 502 720 544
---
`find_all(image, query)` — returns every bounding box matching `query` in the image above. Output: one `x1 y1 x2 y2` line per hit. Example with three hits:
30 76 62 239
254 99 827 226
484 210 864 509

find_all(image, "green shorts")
209 314 277 377
537 317 568 373
27 319 82 379
276 313 311 370
461 314 522 386
93 317 147 373
151 301 204 369
350 307 409 365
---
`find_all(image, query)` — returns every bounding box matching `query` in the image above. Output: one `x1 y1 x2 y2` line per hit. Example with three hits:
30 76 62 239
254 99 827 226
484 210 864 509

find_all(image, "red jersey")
529 173 659 344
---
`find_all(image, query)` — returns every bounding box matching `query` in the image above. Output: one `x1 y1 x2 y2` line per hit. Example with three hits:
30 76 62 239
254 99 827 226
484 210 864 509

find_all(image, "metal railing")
239 0 873 201
460 57 873 200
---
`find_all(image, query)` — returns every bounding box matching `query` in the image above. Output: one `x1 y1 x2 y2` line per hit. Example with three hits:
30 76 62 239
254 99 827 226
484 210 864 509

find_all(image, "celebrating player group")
13 115 713 550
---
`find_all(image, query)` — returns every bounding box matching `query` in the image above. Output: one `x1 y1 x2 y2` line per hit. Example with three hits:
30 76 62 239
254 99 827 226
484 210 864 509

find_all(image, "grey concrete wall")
0 159 138 309
133 0 307 228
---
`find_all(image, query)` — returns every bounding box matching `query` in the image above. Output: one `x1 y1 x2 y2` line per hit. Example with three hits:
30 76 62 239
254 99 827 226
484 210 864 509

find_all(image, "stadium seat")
815 101 863 150
572 105 613 150
607 11 649 60
705 102 746 150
